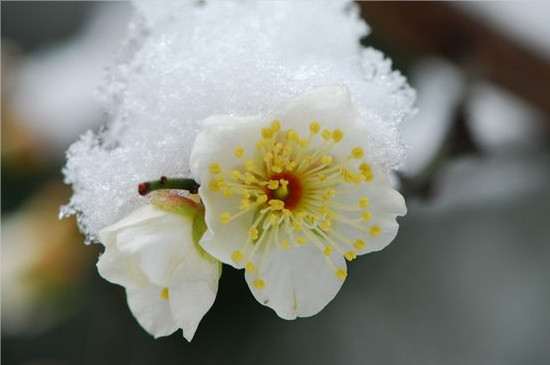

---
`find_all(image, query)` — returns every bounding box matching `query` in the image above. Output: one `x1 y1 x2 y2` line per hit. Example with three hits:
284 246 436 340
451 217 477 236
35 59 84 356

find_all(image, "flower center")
265 172 302 210
208 119 383 288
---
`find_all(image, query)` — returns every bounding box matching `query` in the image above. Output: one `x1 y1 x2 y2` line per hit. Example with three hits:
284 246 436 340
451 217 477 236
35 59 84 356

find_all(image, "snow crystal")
62 1 416 243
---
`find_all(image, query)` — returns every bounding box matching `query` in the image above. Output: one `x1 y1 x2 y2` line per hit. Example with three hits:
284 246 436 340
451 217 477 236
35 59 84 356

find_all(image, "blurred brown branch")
358 2 550 117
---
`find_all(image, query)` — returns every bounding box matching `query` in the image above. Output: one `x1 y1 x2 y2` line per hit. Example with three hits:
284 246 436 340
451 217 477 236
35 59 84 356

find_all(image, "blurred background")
2 2 550 364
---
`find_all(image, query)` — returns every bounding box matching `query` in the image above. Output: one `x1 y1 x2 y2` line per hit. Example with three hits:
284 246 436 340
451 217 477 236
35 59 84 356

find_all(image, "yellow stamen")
220 212 231 224
344 251 357 261
309 122 321 134
335 268 347 280
161 287 170 300
234 146 244 158
231 250 244 262
351 147 364 159
353 239 366 250
361 211 372 222
246 261 256 273
296 236 307 245
249 228 259 240
369 225 382 236
253 279 266 290
332 129 343 142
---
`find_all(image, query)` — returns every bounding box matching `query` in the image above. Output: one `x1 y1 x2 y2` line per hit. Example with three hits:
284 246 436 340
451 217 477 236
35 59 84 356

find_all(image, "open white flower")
191 85 406 319
97 193 220 341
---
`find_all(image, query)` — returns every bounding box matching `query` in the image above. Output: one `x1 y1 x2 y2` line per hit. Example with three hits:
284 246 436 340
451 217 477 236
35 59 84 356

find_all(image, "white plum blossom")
97 193 220 340
191 86 406 319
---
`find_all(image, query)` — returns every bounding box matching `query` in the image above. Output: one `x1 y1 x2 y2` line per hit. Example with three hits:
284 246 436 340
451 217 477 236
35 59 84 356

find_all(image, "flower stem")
138 177 200 196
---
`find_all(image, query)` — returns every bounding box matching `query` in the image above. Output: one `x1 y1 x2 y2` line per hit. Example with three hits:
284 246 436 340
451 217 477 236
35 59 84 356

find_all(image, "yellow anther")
274 142 283 151
264 152 273 162
299 139 308 147
262 127 274 139
267 180 280 190
309 121 321 134
359 163 371 173
220 212 231 224
369 225 382 237
351 147 364 159
320 220 332 231
209 180 221 191
239 200 250 210
271 120 281 132
253 279 266 290
322 189 336 201
161 287 170 300
353 239 366 250
335 268 347 280
230 170 241 181
280 239 291 249
256 194 268 203
234 146 244 158
342 169 362 184
344 251 357 261
209 162 221 174
255 140 265 149
332 129 344 142
244 173 256 185
231 250 244 262
245 160 255 171
317 173 327 181
268 199 285 210
286 161 297 171
249 228 259 240
361 211 372 222
362 170 374 182
221 188 234 197
321 155 333 165
282 209 291 217
326 211 334 220
246 261 256 273
286 129 298 142
272 165 283 173
296 236 307 245
322 129 332 141
323 246 333 257
359 197 370 208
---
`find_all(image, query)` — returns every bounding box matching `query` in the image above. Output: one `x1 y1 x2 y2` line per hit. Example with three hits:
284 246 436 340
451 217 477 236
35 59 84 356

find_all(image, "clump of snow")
63 1 416 243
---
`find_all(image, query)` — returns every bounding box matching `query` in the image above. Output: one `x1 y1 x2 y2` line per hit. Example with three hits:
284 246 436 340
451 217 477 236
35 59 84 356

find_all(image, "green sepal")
151 191 203 219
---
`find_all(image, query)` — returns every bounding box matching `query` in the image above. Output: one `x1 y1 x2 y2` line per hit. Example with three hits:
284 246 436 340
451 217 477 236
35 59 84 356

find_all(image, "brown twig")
357 2 550 117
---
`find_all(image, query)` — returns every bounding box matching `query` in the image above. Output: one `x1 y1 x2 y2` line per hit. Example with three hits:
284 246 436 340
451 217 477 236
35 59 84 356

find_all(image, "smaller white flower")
97 193 220 341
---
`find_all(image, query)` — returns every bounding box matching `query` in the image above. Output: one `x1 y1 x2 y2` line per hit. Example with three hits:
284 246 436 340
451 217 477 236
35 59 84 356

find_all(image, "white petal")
126 284 178 338
190 114 268 268
98 205 167 247
96 244 148 289
190 114 265 184
168 249 220 341
245 242 346 319
104 206 194 286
